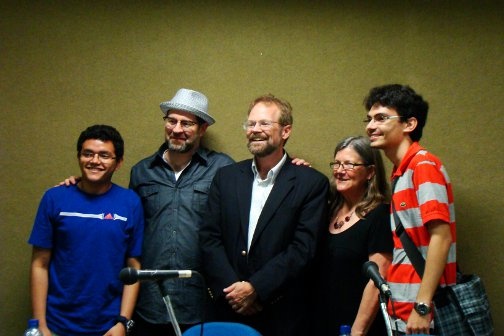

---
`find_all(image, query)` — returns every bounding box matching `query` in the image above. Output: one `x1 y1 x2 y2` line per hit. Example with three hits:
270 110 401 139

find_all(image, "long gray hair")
329 136 390 218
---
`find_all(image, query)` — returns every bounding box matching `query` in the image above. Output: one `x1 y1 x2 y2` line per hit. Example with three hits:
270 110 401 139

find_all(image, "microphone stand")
156 280 182 336
378 291 394 336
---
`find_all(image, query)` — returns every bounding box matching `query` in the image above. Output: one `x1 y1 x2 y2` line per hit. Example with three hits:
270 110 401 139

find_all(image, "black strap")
391 178 426 279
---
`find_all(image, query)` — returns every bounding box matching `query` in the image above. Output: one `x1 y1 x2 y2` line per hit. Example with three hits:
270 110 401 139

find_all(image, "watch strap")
116 315 133 333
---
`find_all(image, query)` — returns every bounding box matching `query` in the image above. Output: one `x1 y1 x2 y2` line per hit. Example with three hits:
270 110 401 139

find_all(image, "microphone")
362 261 392 297
119 267 194 285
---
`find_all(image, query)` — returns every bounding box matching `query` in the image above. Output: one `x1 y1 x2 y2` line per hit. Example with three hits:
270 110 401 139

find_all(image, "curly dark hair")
364 84 429 142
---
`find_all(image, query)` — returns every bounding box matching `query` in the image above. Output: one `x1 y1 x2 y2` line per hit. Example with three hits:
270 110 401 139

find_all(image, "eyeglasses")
163 116 198 129
242 119 282 130
363 113 403 124
80 151 116 163
329 161 369 170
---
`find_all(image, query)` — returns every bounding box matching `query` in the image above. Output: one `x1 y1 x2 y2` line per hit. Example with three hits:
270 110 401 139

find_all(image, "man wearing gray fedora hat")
58 89 311 335
129 88 234 335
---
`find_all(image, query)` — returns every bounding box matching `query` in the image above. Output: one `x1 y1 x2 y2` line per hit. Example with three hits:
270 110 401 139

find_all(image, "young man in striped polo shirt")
363 84 457 335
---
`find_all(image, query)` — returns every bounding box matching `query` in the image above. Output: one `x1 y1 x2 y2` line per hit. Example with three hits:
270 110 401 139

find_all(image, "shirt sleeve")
366 203 393 255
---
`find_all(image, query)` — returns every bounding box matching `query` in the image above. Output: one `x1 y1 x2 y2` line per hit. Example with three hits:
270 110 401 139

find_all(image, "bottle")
339 324 351 336
23 319 42 336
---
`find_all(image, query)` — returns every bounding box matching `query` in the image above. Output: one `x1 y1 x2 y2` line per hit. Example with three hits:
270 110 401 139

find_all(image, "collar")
149 143 209 168
391 142 425 179
251 153 287 183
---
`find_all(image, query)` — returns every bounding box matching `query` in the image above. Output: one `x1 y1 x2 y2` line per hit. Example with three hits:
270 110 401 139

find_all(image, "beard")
167 138 195 153
247 140 277 157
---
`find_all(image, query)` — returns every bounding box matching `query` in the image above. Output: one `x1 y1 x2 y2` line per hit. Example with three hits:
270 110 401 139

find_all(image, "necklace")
333 210 354 229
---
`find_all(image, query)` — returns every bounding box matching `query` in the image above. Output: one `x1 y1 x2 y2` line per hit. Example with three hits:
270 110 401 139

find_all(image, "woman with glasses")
313 136 393 336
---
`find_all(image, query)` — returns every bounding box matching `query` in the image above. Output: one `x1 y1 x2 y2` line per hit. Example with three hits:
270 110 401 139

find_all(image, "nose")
249 123 263 132
365 119 376 132
172 121 185 132
90 153 101 163
334 165 346 173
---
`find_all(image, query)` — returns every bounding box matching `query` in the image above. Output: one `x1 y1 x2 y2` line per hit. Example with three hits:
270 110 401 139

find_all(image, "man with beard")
129 88 234 335
199 94 329 335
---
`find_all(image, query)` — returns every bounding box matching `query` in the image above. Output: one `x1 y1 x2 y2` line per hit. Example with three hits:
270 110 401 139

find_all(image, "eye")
166 118 177 125
99 153 112 160
375 114 387 122
244 121 256 128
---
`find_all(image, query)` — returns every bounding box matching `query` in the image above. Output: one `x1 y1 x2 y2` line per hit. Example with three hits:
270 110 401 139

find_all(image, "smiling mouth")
249 136 266 141
86 166 104 172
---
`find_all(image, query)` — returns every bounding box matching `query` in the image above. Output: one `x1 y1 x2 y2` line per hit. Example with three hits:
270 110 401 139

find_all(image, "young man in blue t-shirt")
29 125 144 336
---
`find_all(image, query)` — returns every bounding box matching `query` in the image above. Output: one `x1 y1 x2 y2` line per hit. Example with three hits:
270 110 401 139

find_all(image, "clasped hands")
224 281 263 316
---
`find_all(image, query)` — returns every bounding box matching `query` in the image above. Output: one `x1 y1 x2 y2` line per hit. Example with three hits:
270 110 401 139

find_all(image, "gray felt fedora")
160 88 215 125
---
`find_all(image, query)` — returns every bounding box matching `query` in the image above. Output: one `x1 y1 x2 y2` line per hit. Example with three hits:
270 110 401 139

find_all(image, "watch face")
415 302 431 315
126 319 135 330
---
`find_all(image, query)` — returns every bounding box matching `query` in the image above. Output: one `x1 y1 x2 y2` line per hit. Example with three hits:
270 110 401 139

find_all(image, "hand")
103 322 126 336
406 309 431 335
223 281 261 316
55 176 80 187
351 327 365 336
238 301 263 316
291 157 311 167
39 326 52 336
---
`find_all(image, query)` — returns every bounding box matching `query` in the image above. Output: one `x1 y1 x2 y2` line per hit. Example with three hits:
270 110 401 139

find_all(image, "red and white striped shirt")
387 142 457 332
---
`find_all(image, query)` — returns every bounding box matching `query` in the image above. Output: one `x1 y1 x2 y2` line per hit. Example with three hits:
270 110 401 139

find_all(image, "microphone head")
119 267 138 285
362 260 378 277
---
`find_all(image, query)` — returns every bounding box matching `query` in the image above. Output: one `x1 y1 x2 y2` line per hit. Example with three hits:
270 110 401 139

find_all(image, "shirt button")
241 250 247 256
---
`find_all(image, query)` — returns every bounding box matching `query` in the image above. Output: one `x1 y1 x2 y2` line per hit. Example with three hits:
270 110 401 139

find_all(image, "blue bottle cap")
28 319 39 328
339 324 351 334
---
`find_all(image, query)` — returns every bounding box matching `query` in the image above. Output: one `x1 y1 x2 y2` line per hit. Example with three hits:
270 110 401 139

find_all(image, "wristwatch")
116 315 134 334
414 302 432 316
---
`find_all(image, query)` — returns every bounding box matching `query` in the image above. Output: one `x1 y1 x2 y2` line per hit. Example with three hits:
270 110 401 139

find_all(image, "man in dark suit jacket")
199 94 329 336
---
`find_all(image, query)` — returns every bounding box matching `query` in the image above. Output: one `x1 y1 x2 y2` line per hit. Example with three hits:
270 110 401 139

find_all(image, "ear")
403 117 418 135
114 158 124 172
198 123 209 136
366 164 376 181
281 124 292 141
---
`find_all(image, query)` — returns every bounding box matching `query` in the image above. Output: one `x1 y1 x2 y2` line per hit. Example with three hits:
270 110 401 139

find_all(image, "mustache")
248 135 267 141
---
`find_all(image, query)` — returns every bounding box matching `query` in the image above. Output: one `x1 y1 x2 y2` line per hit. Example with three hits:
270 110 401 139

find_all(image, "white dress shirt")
247 154 287 251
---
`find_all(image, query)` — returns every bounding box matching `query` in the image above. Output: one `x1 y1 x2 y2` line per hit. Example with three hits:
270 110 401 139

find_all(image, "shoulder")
364 203 390 226
200 147 235 166
42 184 78 199
362 203 393 246
367 203 390 217
408 149 450 185
219 158 251 172
131 151 158 171
410 148 444 168
110 184 142 203
285 161 328 183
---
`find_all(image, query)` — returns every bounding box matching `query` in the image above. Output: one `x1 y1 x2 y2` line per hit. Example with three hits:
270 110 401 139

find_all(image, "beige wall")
1 1 502 334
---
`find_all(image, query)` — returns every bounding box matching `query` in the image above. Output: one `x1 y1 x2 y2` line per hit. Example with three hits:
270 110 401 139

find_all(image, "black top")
314 203 393 335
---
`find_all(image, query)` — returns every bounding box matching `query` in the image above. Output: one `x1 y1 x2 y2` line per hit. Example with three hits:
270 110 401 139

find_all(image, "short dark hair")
76 125 124 161
364 84 429 142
